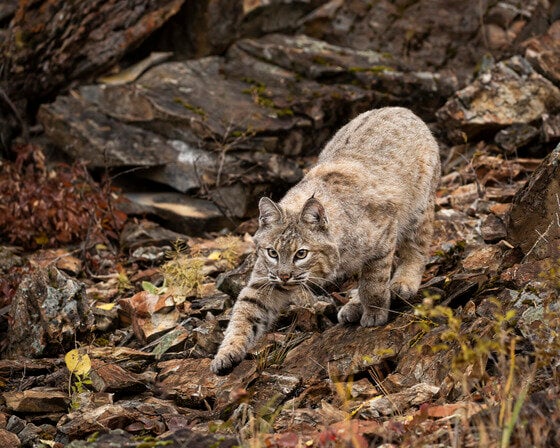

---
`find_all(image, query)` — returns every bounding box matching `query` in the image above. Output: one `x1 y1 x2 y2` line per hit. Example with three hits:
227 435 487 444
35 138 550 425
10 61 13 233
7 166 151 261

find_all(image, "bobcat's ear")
300 197 328 229
258 197 283 227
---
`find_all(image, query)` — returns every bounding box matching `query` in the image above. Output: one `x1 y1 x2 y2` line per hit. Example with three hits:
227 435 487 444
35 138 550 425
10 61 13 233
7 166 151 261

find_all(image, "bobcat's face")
253 197 339 289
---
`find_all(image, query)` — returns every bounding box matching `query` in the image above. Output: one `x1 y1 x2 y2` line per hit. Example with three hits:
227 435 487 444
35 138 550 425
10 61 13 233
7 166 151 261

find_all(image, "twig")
0 85 29 142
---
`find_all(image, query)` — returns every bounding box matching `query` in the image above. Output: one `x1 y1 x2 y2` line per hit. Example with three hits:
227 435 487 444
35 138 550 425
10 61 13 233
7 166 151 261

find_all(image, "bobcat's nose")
278 273 291 283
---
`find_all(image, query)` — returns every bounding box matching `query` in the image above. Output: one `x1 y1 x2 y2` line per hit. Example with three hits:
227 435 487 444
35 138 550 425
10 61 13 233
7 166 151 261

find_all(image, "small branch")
0 86 29 142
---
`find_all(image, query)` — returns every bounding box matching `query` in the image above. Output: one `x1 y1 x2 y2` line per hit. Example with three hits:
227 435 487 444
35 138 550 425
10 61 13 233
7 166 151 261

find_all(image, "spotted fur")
211 107 440 375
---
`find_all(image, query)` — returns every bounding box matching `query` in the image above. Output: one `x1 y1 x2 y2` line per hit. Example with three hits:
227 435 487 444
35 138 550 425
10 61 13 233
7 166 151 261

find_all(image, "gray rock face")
297 0 537 83
38 32 457 228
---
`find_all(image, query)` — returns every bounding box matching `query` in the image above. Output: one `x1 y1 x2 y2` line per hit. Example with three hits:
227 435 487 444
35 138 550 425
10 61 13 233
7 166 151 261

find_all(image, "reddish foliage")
0 144 127 249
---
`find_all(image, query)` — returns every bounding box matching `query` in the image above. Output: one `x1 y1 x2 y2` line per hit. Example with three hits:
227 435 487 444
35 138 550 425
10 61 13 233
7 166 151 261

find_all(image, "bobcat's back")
281 107 440 277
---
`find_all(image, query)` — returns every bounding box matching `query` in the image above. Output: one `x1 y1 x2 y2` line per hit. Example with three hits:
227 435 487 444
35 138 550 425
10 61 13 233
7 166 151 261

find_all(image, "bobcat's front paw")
211 348 245 375
360 307 389 327
390 277 420 301
337 300 363 324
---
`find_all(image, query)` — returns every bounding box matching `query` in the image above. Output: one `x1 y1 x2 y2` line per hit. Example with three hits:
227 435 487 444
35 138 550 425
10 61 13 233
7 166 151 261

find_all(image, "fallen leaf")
65 349 91 376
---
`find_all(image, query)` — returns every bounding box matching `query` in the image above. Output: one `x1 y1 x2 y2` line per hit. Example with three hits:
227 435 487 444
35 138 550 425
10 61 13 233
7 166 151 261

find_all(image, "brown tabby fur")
211 107 440 375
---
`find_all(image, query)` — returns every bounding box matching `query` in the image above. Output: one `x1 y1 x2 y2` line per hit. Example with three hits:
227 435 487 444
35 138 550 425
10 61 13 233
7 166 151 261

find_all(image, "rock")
541 113 560 142
0 429 20 447
160 428 239 448
192 318 224 357
57 400 175 440
0 359 62 377
119 219 189 257
462 245 503 272
78 57 313 155
150 0 325 59
64 427 239 448
151 326 190 358
279 300 337 333
249 372 301 415
358 383 440 418
298 0 533 83
449 183 480 212
437 56 560 141
481 214 507 243
88 346 156 364
6 415 25 434
484 184 523 203
0 0 16 22
38 31 456 224
5 267 93 358
64 429 134 447
2 388 69 413
282 318 407 381
494 123 539 153
156 358 257 413
231 33 456 120
143 141 302 196
37 95 177 167
122 192 231 235
28 248 83 275
90 360 147 394
500 260 550 288
391 327 456 391
273 405 339 435
216 252 256 299
506 145 560 260
14 422 42 447
2 0 185 102
332 378 379 400
190 293 232 317
0 246 23 273
523 20 560 85
118 291 181 344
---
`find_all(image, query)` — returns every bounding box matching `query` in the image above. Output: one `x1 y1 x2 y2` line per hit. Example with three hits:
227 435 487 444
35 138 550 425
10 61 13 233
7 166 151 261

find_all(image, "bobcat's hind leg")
390 203 434 302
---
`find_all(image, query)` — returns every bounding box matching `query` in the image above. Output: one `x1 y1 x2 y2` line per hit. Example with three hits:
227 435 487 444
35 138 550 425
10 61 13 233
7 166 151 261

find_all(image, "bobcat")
211 107 440 375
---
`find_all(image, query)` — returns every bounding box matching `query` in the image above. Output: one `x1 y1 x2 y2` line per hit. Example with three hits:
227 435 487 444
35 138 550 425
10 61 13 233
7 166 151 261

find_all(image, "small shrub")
0 144 127 249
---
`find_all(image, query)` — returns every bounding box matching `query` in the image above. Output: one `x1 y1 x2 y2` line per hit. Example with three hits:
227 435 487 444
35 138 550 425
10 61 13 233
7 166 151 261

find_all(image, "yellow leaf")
96 302 116 311
65 349 91 376
34 234 49 245
207 251 221 261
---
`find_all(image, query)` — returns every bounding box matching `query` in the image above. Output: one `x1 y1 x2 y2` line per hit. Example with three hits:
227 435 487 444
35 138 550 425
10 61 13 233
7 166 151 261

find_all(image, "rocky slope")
1 1 560 447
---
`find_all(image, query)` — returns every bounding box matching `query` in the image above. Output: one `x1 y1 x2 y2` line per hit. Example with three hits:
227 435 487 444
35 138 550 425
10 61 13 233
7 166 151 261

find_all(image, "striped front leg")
211 283 288 375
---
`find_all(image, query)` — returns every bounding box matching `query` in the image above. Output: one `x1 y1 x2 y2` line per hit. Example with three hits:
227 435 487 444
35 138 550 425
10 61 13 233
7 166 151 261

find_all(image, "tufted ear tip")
299 197 328 228
258 197 283 226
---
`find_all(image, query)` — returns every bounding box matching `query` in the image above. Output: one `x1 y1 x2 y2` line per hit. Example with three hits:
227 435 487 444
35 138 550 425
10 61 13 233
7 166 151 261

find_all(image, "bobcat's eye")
294 249 308 260
267 248 278 259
